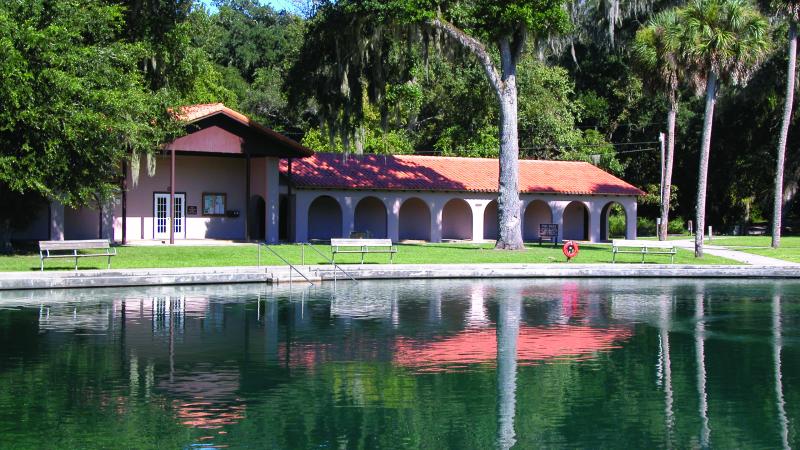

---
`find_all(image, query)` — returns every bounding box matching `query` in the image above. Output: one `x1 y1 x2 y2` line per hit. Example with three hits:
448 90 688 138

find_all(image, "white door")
154 193 186 240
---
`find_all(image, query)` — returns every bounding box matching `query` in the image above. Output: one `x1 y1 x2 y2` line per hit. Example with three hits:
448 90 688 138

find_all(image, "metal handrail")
301 243 358 282
258 243 314 285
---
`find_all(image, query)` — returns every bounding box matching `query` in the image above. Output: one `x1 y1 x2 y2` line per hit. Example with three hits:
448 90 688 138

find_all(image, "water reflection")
696 290 711 448
774 290 791 450
657 293 675 446
496 287 521 450
0 279 797 449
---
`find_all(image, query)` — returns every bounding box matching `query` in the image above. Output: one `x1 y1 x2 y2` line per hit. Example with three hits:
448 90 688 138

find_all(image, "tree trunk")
773 22 797 248
659 103 677 241
425 19 524 250
695 71 718 258
495 39 524 250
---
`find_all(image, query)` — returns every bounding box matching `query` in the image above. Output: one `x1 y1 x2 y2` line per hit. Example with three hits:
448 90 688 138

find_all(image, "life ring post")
562 241 580 262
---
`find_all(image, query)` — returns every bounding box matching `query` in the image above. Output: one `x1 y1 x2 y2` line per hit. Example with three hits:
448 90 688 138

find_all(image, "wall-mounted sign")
202 193 227 216
187 205 198 216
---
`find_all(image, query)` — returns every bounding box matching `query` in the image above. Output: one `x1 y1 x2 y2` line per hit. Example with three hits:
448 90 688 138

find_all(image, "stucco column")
471 201 485 241
264 157 280 244
429 201 443 243
550 202 564 243
627 200 638 240
101 199 115 241
341 195 355 238
293 192 309 243
49 200 65 241
386 197 400 242
589 201 602 243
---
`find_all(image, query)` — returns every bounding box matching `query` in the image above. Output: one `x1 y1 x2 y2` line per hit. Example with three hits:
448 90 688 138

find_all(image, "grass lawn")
6 242 737 272
705 235 800 263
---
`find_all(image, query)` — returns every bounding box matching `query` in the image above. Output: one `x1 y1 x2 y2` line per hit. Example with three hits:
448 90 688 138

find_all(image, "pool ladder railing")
257 243 358 284
258 243 314 285
299 243 358 282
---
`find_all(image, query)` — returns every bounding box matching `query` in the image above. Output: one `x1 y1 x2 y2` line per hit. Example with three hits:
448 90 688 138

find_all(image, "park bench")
611 239 676 264
39 239 116 271
538 223 559 245
331 238 397 264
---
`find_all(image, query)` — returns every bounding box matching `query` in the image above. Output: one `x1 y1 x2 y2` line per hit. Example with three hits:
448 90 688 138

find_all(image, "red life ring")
563 241 579 260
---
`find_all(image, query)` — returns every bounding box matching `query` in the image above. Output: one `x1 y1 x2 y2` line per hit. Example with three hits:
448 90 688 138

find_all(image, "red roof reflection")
394 325 631 373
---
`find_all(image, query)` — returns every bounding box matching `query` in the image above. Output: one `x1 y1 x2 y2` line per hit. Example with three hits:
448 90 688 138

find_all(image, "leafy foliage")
0 0 180 206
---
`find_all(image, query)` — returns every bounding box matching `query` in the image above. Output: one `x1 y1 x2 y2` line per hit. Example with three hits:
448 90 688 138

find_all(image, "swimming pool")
0 279 796 448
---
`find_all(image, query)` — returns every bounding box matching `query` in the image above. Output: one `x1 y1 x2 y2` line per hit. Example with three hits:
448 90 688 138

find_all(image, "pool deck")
1 263 800 290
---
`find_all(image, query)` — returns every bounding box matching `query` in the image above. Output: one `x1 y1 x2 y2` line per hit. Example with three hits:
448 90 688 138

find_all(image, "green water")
0 279 798 449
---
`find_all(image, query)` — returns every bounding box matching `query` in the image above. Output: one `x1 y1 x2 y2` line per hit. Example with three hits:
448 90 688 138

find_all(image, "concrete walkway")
670 239 798 266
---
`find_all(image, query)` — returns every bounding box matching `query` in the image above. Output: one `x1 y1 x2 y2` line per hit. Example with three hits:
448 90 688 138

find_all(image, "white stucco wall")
522 200 553 241
65 206 100 240
292 189 638 244
354 196 388 238
308 195 343 240
107 154 280 242
398 198 431 240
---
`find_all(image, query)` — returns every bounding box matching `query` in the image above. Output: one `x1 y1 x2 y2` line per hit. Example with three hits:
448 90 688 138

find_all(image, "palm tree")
634 11 683 241
772 0 800 248
678 0 771 257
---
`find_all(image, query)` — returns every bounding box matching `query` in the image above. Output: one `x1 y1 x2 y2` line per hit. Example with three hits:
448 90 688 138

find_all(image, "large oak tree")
296 0 570 249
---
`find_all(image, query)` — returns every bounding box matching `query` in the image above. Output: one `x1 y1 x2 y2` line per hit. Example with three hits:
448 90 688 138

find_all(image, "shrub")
637 217 657 236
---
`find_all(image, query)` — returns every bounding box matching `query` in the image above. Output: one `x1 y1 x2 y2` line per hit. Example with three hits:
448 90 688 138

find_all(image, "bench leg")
107 254 111 270
612 251 616 264
641 249 646 264
40 258 44 271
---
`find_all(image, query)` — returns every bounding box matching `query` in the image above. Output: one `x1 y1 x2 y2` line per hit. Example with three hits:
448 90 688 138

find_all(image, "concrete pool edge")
1 263 800 290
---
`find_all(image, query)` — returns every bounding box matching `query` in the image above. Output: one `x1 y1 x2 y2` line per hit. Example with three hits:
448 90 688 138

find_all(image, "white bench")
612 239 676 263
39 239 117 271
330 238 397 264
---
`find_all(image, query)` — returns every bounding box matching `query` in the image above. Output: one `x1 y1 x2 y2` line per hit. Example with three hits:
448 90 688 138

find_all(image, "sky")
199 0 299 13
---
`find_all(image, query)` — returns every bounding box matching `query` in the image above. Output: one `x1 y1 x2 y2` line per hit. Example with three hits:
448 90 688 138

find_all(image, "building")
286 153 643 243
16 104 643 244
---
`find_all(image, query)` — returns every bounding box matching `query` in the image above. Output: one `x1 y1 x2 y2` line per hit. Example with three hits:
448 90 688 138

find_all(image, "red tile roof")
281 153 644 196
176 103 313 157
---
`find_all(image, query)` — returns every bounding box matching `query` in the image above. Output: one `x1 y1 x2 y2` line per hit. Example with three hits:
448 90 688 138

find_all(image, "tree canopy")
2 0 800 244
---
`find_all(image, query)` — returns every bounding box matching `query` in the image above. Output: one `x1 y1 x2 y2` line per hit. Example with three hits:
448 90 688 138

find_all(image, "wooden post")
245 153 251 241
287 158 292 241
170 148 175 245
121 160 127 245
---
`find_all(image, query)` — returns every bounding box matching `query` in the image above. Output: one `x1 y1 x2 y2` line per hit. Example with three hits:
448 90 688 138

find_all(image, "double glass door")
154 193 185 240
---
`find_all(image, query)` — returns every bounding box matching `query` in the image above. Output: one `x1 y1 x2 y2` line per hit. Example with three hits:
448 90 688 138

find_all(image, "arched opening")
399 197 431 241
308 195 342 240
354 196 387 238
483 200 498 241
562 201 589 241
442 198 473 241
523 200 553 241
601 202 628 240
249 195 266 241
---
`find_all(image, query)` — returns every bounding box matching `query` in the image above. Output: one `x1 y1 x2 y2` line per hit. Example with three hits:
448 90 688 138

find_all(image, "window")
202 193 227 216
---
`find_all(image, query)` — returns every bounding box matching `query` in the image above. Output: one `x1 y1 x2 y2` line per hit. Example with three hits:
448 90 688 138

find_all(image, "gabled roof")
281 153 645 196
168 103 313 158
